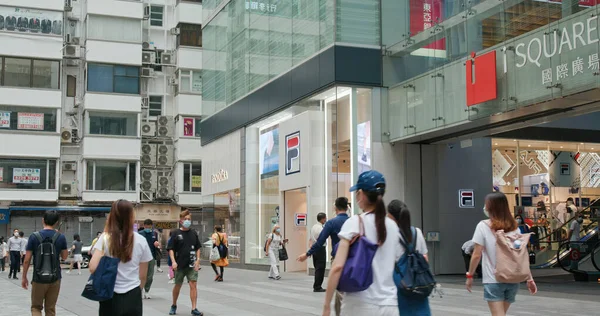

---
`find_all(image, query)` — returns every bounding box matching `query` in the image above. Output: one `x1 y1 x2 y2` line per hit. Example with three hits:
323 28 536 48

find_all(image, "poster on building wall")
12 168 41 184
191 175 201 188
357 121 372 172
259 127 279 177
183 118 194 137
17 112 44 130
0 167 3 182
0 112 10 128
409 0 446 56
0 5 63 35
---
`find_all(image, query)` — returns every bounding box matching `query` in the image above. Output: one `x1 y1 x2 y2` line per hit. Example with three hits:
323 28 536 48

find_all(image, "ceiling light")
560 146 564 148
528 145 531 147
592 148 595 150
513 139 517 142
494 143 498 146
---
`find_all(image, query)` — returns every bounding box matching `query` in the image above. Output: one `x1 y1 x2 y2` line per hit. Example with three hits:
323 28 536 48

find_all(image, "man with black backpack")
21 211 68 316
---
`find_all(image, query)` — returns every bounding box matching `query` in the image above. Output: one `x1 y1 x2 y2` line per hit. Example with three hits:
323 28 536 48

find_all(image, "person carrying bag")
82 235 119 301
210 225 229 282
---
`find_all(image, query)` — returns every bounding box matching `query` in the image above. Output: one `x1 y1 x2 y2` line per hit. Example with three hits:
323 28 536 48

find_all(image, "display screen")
259 126 279 178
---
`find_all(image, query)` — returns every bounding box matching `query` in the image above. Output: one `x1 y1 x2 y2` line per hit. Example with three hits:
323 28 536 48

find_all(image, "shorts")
174 267 198 285
483 283 519 303
73 254 83 263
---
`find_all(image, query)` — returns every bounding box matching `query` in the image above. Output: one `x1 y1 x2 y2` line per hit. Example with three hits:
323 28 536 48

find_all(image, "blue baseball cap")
349 170 386 193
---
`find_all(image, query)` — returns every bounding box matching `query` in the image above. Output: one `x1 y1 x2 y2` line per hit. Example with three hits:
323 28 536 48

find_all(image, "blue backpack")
393 227 436 298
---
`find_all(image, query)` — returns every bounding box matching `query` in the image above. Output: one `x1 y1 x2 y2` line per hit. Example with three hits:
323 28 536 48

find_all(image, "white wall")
175 94 202 117
85 93 141 113
201 129 241 196
177 47 203 70
0 88 61 108
82 191 138 202
86 40 142 66
87 0 143 19
175 138 202 161
0 133 60 158
0 34 62 59
178 193 203 206
0 0 64 11
0 190 58 202
82 136 141 160
175 2 202 25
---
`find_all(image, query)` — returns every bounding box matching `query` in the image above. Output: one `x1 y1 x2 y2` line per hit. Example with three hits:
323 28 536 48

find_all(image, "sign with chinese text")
192 175 202 188
245 1 277 13
13 168 41 184
410 0 445 55
0 112 10 128
135 204 181 222
183 117 194 137
17 112 44 130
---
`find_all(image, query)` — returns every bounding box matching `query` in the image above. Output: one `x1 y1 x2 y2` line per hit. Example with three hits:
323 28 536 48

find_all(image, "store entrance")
283 188 308 272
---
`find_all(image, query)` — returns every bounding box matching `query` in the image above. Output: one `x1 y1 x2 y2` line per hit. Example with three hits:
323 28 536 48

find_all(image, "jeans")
145 259 155 293
99 287 142 316
9 251 20 277
312 247 326 290
31 280 61 316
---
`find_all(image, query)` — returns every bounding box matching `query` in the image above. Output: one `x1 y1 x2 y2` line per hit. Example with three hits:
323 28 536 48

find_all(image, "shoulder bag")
217 233 228 259
81 235 120 301
210 234 221 262
335 215 378 292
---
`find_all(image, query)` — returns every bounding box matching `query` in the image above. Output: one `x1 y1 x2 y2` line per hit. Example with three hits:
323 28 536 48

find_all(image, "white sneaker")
66 271 71 274
157 268 164 273
168 279 175 284
78 272 81 275
145 292 151 299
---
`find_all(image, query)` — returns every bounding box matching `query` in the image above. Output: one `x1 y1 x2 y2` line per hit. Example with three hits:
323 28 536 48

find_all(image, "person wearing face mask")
8 229 22 279
167 210 203 316
568 213 584 242
515 215 530 235
265 224 288 280
139 219 160 299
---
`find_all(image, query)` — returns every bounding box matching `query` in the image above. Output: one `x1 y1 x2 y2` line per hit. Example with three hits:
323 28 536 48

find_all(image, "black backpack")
217 233 228 259
393 227 436 298
33 232 60 284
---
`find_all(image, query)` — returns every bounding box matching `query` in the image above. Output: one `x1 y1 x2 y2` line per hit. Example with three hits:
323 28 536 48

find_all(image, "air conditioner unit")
64 45 80 58
61 128 73 143
140 191 155 202
156 144 174 167
157 115 170 126
141 121 156 137
142 42 155 51
168 77 178 86
143 6 150 20
142 51 156 64
156 116 173 138
161 53 173 65
65 0 73 12
141 97 149 108
62 161 77 171
141 144 157 166
156 172 171 199
60 183 76 197
140 169 157 192
141 67 154 77
170 27 180 36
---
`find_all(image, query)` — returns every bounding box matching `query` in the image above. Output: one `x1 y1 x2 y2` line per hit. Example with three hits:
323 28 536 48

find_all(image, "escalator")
556 239 600 281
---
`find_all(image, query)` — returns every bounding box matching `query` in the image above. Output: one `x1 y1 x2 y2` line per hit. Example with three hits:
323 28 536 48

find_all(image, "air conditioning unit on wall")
61 128 73 143
156 171 172 199
156 116 173 138
64 45 80 58
142 51 156 64
156 144 174 167
60 182 76 197
141 121 156 137
141 169 157 192
141 143 157 166
62 161 77 171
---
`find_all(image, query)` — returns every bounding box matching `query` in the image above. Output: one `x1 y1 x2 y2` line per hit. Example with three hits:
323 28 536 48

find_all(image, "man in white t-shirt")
309 212 327 292
569 215 584 242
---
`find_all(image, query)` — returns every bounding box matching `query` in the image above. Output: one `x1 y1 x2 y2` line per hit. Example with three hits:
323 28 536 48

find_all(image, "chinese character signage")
183 117 194 137
17 112 44 130
135 204 181 222
245 1 277 13
410 0 446 54
0 5 64 36
13 168 41 184
0 112 9 128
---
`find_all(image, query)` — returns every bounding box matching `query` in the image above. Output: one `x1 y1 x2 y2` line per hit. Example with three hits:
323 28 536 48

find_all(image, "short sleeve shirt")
72 240 83 254
472 221 519 284
26 230 68 280
570 220 581 241
167 229 201 268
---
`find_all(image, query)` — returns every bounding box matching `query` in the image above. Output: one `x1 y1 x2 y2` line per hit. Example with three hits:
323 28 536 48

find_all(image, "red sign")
571 249 581 261
466 51 497 107
285 132 300 175
410 0 445 52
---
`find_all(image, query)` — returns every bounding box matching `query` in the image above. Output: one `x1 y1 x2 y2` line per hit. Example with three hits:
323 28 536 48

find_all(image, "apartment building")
0 0 203 244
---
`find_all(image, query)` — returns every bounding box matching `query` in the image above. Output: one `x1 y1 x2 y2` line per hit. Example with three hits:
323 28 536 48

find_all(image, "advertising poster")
191 175 202 188
0 112 9 128
409 0 446 55
183 117 194 136
18 112 44 130
259 127 279 178
12 168 41 184
357 121 372 172
0 5 63 35
0 167 3 182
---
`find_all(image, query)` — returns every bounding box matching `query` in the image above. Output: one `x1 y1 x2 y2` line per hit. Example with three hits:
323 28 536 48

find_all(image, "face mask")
182 220 192 229
144 228 152 233
14 232 19 237
275 228 281 233
483 207 489 218
578 217 584 223
517 218 522 224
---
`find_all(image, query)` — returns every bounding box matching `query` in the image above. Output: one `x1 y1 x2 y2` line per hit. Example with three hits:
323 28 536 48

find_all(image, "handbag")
278 246 289 261
210 246 221 261
81 235 120 302
334 214 378 292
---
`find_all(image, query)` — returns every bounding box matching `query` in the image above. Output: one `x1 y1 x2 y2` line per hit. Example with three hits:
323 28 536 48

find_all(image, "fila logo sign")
459 189 474 208
285 131 300 175
466 51 497 107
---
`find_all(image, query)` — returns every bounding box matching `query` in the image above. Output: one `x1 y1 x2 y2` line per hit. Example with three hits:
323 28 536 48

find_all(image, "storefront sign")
410 0 445 55
183 118 194 137
211 169 229 183
13 168 40 184
459 189 474 208
154 221 179 229
0 209 9 224
0 5 63 36
294 213 307 226
192 175 202 188
135 204 181 222
0 112 10 128
466 51 497 106
245 1 276 13
17 112 44 130
78 216 93 223
285 132 300 175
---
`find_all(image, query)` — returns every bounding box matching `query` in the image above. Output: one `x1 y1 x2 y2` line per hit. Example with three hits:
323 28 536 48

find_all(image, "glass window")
0 159 56 190
89 112 138 136
183 162 202 192
4 58 32 87
66 75 76 97
200 190 240 262
194 118 201 137
150 6 164 27
86 160 136 191
88 15 142 43
88 64 140 94
0 105 56 132
178 24 202 47
1 57 60 89
154 50 163 72
149 96 162 117
179 70 202 94
32 60 60 89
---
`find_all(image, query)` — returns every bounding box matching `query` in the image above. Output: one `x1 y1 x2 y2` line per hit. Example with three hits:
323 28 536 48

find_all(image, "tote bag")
81 235 120 302
335 215 378 292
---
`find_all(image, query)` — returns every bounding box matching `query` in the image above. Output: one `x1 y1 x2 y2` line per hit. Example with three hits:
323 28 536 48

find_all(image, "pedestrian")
90 199 153 316
19 231 27 270
8 229 22 279
156 228 164 273
21 211 69 316
264 224 288 280
569 213 584 242
67 234 83 275
322 170 401 316
466 192 538 316
167 230 175 284
210 225 229 282
461 240 482 278
90 231 102 255
310 212 327 292
0 237 7 272
297 197 350 312
139 218 161 299
167 210 204 316
387 199 431 315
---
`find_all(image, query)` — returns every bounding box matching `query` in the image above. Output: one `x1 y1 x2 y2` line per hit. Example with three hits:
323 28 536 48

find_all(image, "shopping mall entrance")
283 188 308 272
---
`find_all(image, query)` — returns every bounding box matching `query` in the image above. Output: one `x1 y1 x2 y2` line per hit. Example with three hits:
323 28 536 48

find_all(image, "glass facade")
198 190 241 263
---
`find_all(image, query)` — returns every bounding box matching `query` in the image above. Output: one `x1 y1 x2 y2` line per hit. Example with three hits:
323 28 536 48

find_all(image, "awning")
9 206 111 212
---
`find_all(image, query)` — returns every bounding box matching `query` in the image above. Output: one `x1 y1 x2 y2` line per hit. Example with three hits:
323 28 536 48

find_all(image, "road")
1 267 599 315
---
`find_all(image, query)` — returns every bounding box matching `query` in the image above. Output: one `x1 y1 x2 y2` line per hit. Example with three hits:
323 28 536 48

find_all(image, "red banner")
410 0 446 52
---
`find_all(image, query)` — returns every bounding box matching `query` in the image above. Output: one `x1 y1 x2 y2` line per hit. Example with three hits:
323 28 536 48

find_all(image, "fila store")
244 86 377 272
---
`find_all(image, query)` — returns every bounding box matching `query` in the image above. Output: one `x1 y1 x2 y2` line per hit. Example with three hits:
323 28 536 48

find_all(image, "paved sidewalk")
1 268 599 315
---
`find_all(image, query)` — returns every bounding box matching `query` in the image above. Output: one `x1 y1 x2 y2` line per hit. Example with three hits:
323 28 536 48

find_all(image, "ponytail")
364 190 387 245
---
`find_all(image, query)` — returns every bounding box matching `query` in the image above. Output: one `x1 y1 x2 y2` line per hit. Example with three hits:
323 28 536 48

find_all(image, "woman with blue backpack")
388 200 432 316
322 170 402 316
210 225 229 282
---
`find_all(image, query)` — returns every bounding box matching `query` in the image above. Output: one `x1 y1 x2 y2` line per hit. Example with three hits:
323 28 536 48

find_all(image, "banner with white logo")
13 168 41 184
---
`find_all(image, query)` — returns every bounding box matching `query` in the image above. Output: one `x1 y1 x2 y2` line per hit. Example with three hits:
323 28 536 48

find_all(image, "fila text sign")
285 132 300 175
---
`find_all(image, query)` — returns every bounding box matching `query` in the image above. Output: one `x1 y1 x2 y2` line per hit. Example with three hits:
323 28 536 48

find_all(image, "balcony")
175 94 202 117
0 87 61 109
87 0 143 19
0 133 60 158
177 47 202 70
86 41 142 66
0 190 58 202
85 93 141 113
175 1 202 26
0 0 64 11
82 136 141 160
0 34 62 60
82 191 138 203
175 137 202 161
